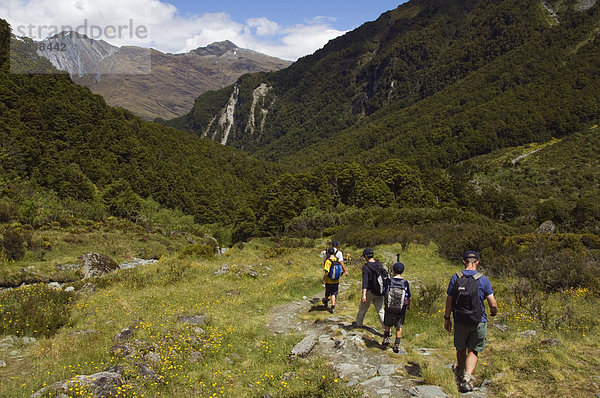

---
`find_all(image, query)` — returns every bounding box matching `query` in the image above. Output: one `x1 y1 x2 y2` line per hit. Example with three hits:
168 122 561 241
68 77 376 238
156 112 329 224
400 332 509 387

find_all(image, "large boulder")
31 371 123 398
79 253 119 279
537 220 556 234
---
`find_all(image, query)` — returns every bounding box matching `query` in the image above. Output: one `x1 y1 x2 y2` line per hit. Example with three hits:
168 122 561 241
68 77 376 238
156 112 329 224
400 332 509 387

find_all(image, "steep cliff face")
36 32 119 77
34 34 291 120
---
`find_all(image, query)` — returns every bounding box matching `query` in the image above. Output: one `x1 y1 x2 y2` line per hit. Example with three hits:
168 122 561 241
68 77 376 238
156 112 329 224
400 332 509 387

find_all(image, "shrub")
0 226 26 261
415 281 446 314
0 284 74 337
0 199 17 223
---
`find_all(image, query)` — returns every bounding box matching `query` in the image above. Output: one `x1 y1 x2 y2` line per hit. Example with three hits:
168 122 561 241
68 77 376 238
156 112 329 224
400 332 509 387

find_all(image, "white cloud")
1 0 347 60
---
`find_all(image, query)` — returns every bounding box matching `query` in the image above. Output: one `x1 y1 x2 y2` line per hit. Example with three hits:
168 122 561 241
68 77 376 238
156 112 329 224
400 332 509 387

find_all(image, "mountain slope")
1 21 281 224
164 0 600 168
35 33 291 119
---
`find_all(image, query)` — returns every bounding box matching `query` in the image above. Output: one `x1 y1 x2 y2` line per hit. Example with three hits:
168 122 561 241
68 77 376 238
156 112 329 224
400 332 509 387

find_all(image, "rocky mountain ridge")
35 32 291 119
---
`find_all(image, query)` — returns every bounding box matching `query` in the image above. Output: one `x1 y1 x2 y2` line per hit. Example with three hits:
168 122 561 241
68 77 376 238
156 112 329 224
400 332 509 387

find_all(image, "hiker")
382 262 411 353
354 247 386 328
444 250 498 393
332 240 346 271
322 247 346 313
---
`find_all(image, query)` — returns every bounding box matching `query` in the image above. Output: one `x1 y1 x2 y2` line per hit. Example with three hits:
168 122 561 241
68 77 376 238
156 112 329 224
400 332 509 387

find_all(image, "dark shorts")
325 283 339 297
454 322 487 352
383 308 407 328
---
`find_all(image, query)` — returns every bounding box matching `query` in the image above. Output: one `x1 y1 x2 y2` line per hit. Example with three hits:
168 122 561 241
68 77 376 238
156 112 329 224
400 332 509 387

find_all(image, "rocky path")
266 284 490 398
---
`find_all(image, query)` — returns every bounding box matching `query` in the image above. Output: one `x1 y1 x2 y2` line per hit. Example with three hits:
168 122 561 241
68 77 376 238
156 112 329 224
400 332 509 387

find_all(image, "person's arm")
341 261 349 276
486 293 498 317
444 295 453 331
361 288 367 303
323 271 329 284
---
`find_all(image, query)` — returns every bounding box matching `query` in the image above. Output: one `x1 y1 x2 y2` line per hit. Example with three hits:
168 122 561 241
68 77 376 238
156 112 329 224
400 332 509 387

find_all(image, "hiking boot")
322 298 328 306
393 338 402 353
459 373 475 393
329 306 335 314
381 336 390 347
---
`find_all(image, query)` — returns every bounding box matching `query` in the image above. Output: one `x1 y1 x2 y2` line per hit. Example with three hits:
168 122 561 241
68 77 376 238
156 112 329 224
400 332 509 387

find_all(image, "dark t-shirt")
361 260 385 292
447 270 493 323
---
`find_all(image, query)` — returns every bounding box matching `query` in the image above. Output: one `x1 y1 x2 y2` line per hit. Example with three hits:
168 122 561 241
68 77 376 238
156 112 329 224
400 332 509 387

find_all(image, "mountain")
1 21 281 224
35 32 291 119
163 0 600 168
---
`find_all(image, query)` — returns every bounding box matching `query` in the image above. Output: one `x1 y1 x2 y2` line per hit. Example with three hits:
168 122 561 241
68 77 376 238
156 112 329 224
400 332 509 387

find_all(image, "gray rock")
518 330 537 337
214 264 230 275
109 344 136 358
290 334 318 359
48 282 62 289
143 351 161 363
189 351 203 362
136 362 161 382
31 371 123 398
409 385 449 398
114 327 134 342
492 322 510 332
537 220 556 234
119 258 157 270
378 364 397 376
333 363 361 379
64 286 75 292
55 263 80 272
0 359 6 367
178 315 206 325
79 253 119 279
541 338 561 347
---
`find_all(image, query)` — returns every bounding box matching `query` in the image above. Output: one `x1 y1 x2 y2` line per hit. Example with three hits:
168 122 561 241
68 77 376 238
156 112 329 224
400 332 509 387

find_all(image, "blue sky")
3 0 408 60
172 1 403 31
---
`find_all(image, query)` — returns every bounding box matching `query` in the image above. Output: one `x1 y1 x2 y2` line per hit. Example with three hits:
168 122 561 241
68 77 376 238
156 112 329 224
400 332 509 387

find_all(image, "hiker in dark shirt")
444 250 498 393
354 247 385 328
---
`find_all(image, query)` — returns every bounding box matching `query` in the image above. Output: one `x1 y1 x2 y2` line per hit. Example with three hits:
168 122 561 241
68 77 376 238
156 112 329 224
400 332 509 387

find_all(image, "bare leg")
464 349 478 376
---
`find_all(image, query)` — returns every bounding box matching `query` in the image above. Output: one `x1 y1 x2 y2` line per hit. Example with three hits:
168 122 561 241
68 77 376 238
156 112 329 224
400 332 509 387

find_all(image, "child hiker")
382 262 411 353
322 247 347 313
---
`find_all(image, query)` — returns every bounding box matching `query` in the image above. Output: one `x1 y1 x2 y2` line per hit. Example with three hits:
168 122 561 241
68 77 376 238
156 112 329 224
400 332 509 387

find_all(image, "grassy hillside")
1 229 598 397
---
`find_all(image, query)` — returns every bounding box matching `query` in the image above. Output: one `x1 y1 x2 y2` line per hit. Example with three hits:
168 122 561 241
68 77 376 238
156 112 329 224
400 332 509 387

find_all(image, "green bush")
415 281 446 314
0 284 74 337
179 236 218 258
1 226 26 261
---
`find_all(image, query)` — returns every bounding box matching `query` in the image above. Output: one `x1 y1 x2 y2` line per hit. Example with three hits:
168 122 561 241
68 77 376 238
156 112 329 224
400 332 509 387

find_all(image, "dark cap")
362 247 374 257
332 240 340 247
393 262 405 274
327 247 336 255
463 250 479 260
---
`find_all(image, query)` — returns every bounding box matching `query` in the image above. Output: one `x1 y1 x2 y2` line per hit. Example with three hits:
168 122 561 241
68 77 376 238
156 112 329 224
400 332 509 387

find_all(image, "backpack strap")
473 272 483 280
456 271 464 278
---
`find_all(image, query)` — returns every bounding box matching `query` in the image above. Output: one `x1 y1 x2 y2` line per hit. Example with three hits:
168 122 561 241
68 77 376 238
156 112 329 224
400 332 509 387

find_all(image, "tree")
101 179 142 220
374 159 423 205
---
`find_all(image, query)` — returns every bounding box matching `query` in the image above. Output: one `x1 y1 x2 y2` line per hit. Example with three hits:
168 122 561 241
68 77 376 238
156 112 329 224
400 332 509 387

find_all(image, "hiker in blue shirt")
444 250 498 393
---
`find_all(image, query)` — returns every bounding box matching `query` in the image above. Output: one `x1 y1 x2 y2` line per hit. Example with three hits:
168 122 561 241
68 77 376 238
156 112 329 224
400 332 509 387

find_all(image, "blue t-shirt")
447 270 494 323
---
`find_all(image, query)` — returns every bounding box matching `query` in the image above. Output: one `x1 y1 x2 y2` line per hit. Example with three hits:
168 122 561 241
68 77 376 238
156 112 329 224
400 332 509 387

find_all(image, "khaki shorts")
454 322 487 352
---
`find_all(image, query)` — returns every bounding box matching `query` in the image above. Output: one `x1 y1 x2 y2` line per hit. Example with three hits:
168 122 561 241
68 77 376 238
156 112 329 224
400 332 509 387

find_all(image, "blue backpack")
328 260 343 281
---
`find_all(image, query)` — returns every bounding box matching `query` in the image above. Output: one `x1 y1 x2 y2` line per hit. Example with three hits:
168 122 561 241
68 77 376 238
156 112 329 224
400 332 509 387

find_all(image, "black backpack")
372 266 390 296
451 271 483 324
385 278 407 314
